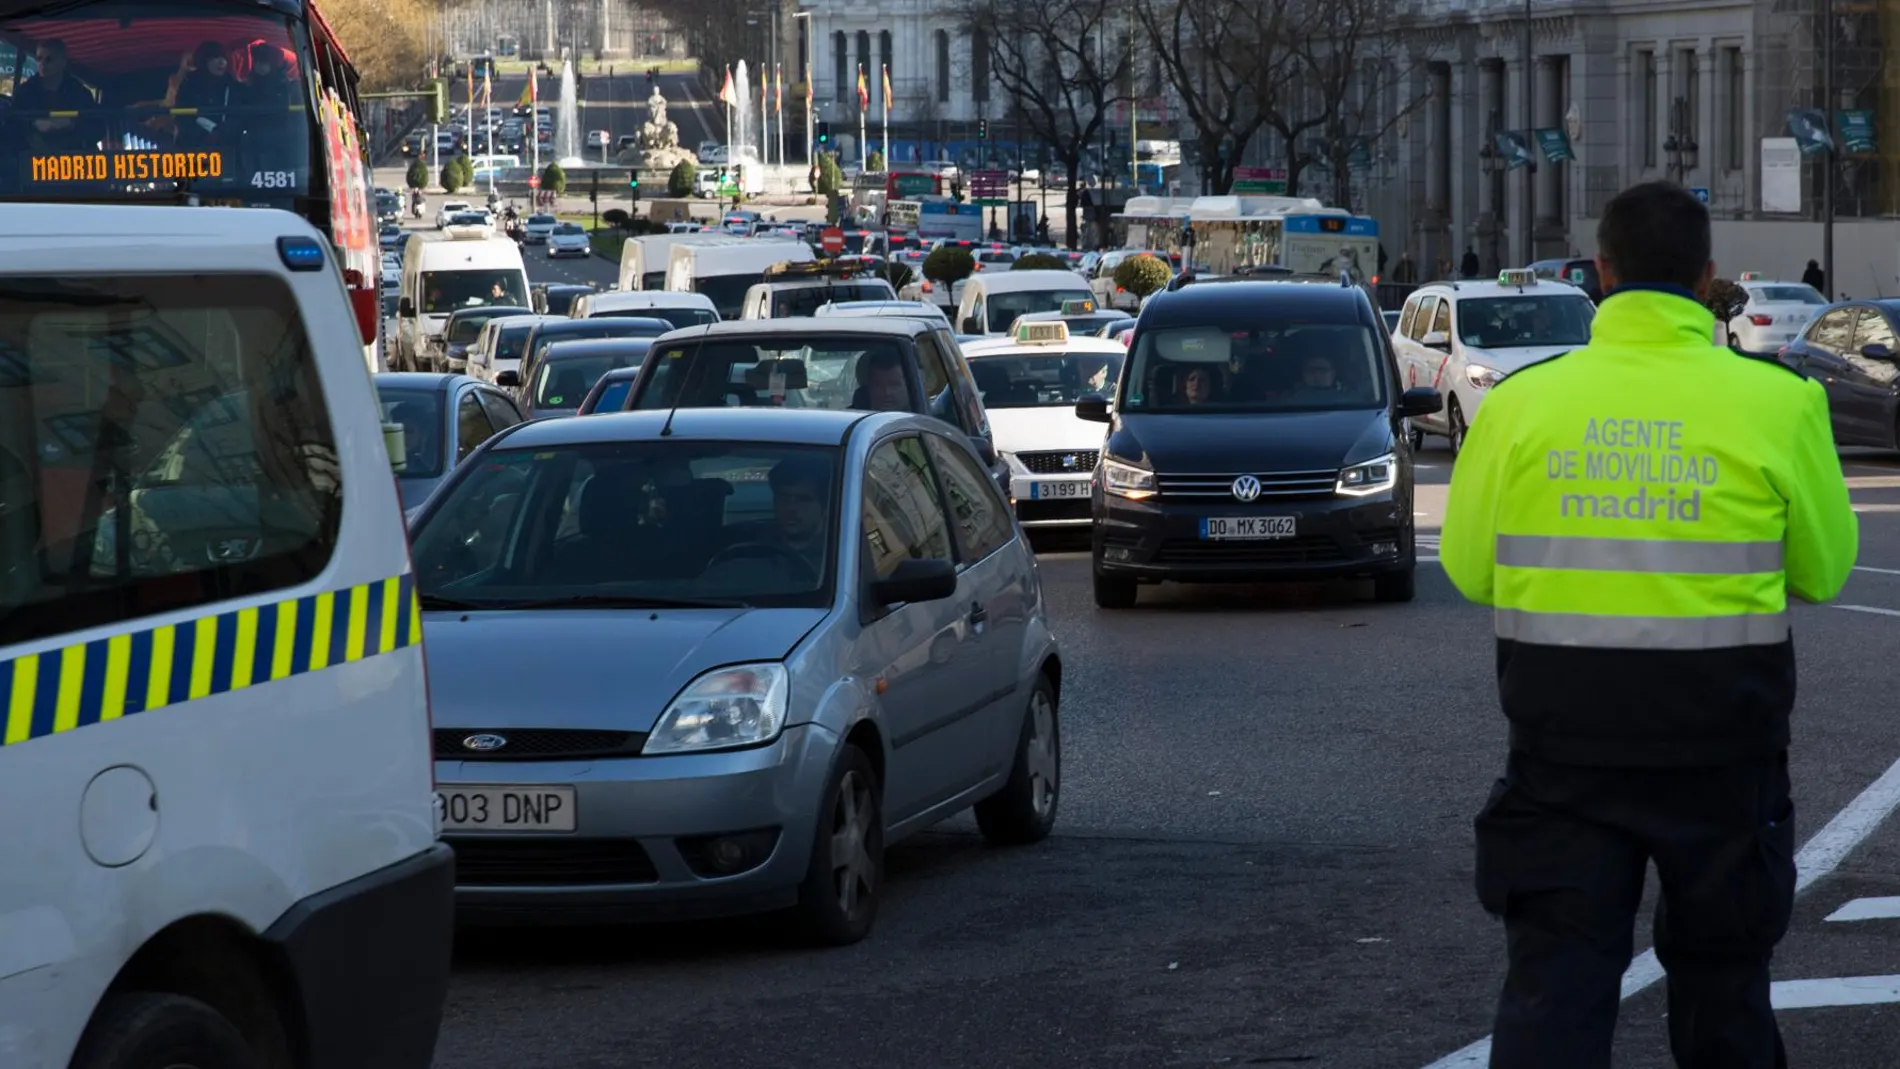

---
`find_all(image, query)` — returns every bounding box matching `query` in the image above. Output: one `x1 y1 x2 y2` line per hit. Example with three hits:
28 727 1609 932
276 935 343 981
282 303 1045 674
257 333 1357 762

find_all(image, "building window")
856 30 870 91
797 20 809 84
1640 51 1657 168
833 31 847 103
879 30 891 89
1725 47 1745 171
935 30 950 102
971 29 989 103
1680 48 1698 141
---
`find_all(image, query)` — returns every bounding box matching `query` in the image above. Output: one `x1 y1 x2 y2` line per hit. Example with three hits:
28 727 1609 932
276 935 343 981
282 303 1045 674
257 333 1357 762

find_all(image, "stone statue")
624 86 695 170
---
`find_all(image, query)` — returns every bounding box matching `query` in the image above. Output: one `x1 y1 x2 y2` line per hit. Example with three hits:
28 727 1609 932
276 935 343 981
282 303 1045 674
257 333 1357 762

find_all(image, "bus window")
1 2 316 203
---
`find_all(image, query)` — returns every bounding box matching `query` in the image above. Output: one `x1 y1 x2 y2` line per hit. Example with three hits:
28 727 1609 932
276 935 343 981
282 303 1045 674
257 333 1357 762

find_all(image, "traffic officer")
1439 180 1859 1068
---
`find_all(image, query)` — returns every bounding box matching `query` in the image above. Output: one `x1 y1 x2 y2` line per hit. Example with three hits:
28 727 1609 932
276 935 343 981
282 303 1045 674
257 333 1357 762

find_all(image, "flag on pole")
881 65 892 111
481 66 492 107
856 65 868 111
518 69 536 108
775 64 783 114
805 70 813 111
719 66 736 106
465 63 474 113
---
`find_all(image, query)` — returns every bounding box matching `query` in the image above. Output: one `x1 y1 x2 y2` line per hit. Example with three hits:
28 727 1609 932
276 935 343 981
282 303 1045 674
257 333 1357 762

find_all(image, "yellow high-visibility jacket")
1441 285 1858 766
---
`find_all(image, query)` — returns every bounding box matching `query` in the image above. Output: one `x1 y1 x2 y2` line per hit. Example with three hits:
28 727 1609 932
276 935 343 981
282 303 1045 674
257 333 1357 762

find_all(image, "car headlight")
1465 363 1505 390
1101 458 1156 500
1336 452 1397 497
643 663 789 754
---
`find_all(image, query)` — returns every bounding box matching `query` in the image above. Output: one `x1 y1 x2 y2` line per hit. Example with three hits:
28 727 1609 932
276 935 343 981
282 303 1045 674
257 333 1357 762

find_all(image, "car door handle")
968 601 988 626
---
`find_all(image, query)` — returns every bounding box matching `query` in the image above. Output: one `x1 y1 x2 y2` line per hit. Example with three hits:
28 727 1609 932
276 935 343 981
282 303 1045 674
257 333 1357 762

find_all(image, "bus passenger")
16 40 95 155
175 41 235 149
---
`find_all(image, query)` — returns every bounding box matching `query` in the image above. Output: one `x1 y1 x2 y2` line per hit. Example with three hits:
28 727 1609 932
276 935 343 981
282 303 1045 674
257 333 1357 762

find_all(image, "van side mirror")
496 370 520 387
1420 330 1451 351
1075 393 1112 423
871 558 958 606
1398 387 1443 418
398 297 415 317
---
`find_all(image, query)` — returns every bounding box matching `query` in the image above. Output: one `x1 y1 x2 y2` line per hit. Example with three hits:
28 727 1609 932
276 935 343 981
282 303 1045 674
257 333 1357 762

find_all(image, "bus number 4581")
251 171 297 189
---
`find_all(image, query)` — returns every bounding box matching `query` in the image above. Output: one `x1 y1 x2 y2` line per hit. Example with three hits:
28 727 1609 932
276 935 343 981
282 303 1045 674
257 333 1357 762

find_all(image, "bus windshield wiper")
502 594 748 610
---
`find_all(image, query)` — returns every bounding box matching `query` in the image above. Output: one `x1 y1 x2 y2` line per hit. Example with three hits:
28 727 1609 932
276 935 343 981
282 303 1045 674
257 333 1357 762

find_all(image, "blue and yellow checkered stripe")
1 574 422 750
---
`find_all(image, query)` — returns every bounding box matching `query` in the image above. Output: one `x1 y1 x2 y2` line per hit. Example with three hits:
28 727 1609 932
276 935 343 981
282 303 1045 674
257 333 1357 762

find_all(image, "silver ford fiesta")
410 405 1063 945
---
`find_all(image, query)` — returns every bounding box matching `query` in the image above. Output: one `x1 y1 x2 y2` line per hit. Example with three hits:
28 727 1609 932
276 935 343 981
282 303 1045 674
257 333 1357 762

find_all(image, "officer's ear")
1694 260 1718 301
1594 254 1619 295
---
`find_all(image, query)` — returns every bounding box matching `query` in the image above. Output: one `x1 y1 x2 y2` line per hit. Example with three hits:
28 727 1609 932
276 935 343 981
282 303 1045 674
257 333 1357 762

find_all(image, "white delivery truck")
665 238 814 320
397 229 531 372
0 205 451 1068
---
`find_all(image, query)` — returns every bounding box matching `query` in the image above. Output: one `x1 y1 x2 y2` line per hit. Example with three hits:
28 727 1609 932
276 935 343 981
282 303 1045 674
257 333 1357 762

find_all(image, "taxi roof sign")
1060 297 1097 315
1015 320 1070 346
1497 268 1538 287
1739 271 1765 281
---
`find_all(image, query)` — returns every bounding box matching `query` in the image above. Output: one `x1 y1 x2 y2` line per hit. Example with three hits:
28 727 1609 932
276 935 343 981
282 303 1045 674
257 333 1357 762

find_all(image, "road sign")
1231 166 1287 195
1690 186 1710 204
528 175 541 189
820 227 845 254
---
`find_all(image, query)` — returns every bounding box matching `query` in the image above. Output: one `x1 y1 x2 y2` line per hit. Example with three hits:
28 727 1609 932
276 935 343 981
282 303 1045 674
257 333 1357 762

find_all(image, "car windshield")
987 288 1095 332
1455 295 1595 348
970 351 1124 408
534 352 642 410
377 387 444 478
553 223 585 236
421 270 527 314
770 282 896 318
1123 321 1389 413
449 213 487 226
635 336 914 413
410 441 838 608
593 305 719 329
0 2 313 204
528 214 556 225
448 307 527 344
1752 285 1825 305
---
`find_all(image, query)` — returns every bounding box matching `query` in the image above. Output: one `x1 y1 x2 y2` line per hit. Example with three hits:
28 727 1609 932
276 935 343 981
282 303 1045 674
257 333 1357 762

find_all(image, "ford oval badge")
462 733 508 752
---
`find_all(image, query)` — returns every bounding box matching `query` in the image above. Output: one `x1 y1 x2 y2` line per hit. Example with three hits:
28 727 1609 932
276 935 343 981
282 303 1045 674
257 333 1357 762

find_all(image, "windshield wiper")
502 594 750 610
417 593 490 611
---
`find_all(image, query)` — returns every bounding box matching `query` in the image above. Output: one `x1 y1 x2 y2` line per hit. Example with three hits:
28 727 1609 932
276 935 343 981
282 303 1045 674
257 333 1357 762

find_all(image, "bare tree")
1134 0 1299 195
1266 0 1430 207
955 0 1133 246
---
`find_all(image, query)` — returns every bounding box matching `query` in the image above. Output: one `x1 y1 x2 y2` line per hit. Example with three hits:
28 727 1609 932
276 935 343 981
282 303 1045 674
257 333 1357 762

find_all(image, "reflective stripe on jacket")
1440 286 1858 766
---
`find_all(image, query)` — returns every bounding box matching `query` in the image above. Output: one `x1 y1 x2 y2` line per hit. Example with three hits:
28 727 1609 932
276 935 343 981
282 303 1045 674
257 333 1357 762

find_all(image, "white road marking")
1853 566 1900 576
1834 604 1900 619
1422 741 1900 1068
1772 975 1900 1009
1852 504 1900 513
1825 896 1900 922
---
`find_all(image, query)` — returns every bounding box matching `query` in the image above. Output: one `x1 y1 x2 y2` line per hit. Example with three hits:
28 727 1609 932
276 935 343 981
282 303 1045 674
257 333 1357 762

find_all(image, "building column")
1695 47 1716 195
1426 64 1450 215
1536 56 1563 228
1742 47 1758 216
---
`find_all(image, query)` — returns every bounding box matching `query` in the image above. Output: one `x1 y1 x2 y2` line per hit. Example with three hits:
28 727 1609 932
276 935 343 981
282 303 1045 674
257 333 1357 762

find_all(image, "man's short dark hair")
1596 181 1711 292
768 453 830 495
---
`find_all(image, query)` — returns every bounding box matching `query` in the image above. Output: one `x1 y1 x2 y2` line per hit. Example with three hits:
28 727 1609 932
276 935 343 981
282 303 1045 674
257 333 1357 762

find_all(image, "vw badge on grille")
1231 475 1262 502
1062 453 1079 469
462 733 508 752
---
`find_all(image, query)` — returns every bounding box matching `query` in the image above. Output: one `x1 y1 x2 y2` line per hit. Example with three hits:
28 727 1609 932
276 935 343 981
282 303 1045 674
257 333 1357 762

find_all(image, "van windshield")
1123 322 1389 413
986 288 1094 332
769 282 896 318
421 270 527 314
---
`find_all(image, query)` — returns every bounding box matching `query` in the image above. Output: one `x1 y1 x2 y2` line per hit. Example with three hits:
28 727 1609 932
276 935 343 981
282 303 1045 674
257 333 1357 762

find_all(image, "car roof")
1411 279 1587 299
967 269 1089 292
960 337 1128 359
542 337 658 357
1140 280 1374 323
448 304 533 320
496 406 919 449
373 372 479 390
657 317 930 342
535 316 667 334
586 289 718 309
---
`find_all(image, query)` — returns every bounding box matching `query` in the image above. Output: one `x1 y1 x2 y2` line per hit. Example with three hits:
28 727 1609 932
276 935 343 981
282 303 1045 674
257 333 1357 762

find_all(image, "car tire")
69 992 258 1069
974 674 1061 846
1373 566 1417 603
791 744 882 947
1092 565 1137 609
1447 397 1467 458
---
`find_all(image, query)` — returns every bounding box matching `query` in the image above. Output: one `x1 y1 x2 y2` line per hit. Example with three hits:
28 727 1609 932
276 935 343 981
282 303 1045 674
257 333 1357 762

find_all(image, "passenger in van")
175 41 235 148
852 349 910 411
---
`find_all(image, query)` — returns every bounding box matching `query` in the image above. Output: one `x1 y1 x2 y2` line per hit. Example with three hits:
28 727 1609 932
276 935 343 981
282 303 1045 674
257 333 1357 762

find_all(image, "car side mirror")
1075 393 1111 423
1420 330 1451 351
398 297 415 317
495 370 520 387
872 558 959 606
1863 342 1896 362
1398 387 1443 418
381 421 408 473
961 315 983 334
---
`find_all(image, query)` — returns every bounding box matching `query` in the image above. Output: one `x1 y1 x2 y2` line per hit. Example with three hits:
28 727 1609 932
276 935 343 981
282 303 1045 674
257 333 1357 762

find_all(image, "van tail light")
1748 314 1774 326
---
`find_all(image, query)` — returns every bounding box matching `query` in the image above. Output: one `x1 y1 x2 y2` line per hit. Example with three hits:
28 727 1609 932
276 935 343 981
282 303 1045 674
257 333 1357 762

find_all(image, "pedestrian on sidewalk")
1802 258 1826 296
1393 251 1417 284
1439 180 1858 1069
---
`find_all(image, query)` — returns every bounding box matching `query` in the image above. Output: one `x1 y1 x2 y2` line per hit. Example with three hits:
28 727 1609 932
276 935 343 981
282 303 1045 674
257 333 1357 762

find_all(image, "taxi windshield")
1455 295 1595 349
971 351 1123 408
1123 322 1389 413
0 1 312 203
410 441 839 609
421 270 528 315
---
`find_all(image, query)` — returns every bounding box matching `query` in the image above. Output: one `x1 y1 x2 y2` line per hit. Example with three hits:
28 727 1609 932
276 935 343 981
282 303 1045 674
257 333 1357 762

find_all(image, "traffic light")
628 170 640 201
427 79 447 124
978 119 988 140
815 121 831 146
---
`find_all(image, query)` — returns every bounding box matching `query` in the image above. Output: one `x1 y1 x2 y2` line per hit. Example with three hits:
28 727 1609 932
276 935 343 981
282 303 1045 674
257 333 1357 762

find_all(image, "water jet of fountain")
732 60 752 172
556 52 583 167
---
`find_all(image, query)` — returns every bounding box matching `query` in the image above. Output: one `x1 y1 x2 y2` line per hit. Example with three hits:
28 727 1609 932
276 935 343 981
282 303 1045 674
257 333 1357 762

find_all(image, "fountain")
555 51 583 168
732 60 752 169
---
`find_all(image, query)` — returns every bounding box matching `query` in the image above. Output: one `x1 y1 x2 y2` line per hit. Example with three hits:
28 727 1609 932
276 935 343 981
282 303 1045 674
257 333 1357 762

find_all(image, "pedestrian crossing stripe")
0 574 422 750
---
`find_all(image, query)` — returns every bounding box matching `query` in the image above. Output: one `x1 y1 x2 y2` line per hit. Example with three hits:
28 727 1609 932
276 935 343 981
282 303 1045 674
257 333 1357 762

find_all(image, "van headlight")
1336 452 1397 497
1102 458 1156 500
643 663 789 754
1465 363 1505 389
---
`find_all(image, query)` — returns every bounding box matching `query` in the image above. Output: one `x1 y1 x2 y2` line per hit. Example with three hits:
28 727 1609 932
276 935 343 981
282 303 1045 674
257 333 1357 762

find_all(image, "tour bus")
0 0 384 368
1111 195 1379 282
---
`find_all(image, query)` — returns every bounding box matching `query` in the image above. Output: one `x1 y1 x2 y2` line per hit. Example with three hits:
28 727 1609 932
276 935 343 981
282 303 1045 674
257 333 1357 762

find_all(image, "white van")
739 262 898 319
569 288 721 329
397 230 530 372
0 205 450 1067
616 231 741 291
665 239 813 320
954 269 1095 335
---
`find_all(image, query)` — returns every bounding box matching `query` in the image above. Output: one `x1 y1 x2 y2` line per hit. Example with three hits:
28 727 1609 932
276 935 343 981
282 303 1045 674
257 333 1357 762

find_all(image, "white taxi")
1730 272 1826 354
1391 268 1597 454
962 320 1125 528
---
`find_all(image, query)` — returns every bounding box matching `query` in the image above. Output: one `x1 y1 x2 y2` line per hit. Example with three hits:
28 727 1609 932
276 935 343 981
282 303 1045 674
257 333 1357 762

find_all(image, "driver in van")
1176 365 1217 406
1295 354 1344 400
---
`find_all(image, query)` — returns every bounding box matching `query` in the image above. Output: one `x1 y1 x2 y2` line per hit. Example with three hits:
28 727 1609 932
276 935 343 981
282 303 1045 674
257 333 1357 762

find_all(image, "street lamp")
1478 121 1505 276
1663 96 1698 185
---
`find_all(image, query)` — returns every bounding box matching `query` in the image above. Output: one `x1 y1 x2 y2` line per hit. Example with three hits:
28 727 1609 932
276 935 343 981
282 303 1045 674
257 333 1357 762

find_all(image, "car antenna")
660 397 680 436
